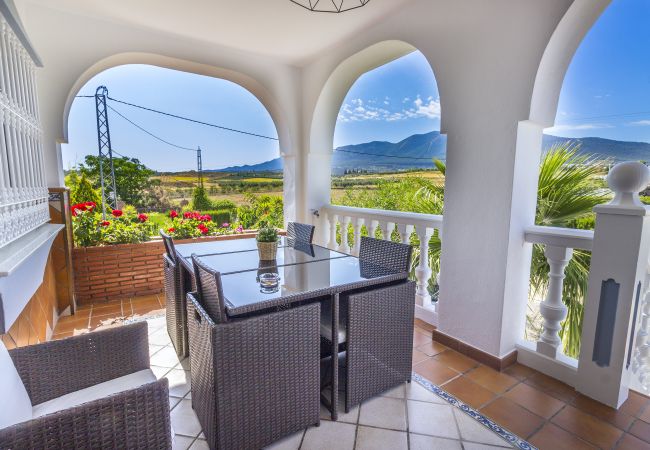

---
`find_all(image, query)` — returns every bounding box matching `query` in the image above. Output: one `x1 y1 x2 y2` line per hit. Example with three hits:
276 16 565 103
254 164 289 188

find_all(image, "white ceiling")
17 0 414 65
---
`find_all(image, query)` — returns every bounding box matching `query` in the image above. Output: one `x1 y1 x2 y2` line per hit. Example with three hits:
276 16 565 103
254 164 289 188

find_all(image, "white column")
576 162 650 408
536 245 572 358
415 227 434 307
351 217 364 256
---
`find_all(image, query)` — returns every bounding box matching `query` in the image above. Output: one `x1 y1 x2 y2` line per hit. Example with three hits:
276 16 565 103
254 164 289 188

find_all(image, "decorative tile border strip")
412 372 537 450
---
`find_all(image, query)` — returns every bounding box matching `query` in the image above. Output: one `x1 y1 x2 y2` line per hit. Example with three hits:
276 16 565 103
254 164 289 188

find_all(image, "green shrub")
67 172 101 206
236 194 283 229
71 203 154 247
191 186 212 210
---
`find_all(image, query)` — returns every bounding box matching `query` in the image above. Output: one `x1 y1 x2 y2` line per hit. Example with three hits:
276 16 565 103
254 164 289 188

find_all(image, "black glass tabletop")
219 257 406 316
193 244 347 275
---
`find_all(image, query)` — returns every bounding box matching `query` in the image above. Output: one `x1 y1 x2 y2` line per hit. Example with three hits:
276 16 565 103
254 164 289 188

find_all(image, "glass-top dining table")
173 236 410 420
174 236 408 317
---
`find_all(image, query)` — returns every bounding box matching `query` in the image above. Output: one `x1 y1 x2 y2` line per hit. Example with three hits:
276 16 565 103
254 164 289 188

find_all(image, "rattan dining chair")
321 236 415 412
286 221 315 243
187 254 321 449
160 229 188 357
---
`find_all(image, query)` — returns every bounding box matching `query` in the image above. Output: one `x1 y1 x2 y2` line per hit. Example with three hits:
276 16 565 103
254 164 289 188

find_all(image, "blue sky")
547 0 650 141
63 0 650 172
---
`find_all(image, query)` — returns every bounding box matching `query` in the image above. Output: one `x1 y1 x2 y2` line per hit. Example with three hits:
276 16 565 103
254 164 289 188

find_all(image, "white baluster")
536 245 572 358
338 216 351 254
396 223 414 245
351 217 364 256
329 214 339 250
369 219 379 239
415 227 434 307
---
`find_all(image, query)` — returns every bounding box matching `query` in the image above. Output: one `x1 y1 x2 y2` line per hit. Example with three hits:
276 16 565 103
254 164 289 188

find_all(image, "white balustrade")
320 204 443 316
523 225 594 360
0 11 47 248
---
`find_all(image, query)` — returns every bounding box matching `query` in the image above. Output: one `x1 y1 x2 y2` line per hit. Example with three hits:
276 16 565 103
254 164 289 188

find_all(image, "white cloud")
337 95 441 123
545 123 613 133
628 120 650 127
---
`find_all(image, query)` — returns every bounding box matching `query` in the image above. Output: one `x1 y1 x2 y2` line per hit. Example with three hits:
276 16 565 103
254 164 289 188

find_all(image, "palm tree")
414 142 609 357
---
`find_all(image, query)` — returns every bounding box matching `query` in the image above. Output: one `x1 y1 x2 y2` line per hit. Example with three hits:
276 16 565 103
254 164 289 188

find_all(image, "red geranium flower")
111 209 123 218
169 210 178 219
84 201 96 210
71 203 87 216
197 223 209 235
167 227 175 233
138 213 148 223
200 214 212 222
100 221 110 227
183 211 193 219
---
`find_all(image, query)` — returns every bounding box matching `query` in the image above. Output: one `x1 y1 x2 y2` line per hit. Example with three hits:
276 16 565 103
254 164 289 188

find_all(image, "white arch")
61 52 292 157
529 0 611 127
309 40 441 155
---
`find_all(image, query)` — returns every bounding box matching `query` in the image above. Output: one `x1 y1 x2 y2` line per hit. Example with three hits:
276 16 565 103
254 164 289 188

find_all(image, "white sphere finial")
607 161 650 206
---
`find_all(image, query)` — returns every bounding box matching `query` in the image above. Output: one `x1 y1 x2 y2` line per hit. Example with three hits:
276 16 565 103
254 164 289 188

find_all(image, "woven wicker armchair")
161 229 188 357
321 236 415 412
286 221 315 243
0 322 172 449
187 255 320 449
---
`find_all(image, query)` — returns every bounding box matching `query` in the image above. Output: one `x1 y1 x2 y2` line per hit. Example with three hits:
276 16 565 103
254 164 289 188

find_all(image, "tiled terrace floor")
54 296 650 450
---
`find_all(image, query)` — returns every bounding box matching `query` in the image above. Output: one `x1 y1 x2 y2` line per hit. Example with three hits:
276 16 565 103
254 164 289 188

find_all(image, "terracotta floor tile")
91 302 124 317
414 319 435 333
412 349 430 366
131 295 161 304
412 359 460 385
480 397 545 439
89 314 124 329
552 404 623 449
529 423 597 450
416 341 447 357
503 363 537 381
433 350 479 373
620 391 650 418
572 394 635 430
525 372 578 402
465 365 518 394
54 316 90 334
132 302 164 315
52 331 74 340
413 331 431 347
503 382 565 419
630 419 650 444
441 376 496 409
640 405 650 424
617 433 650 450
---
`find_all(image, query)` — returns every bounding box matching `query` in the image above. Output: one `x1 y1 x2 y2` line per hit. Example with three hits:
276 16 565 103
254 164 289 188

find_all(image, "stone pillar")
576 162 650 408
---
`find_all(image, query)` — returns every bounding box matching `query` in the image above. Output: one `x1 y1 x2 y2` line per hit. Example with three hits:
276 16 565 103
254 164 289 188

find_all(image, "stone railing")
0 12 47 248
317 204 443 323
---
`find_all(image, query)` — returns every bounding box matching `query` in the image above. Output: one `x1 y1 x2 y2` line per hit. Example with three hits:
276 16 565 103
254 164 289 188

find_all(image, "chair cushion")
32 369 156 419
320 301 348 343
0 342 33 429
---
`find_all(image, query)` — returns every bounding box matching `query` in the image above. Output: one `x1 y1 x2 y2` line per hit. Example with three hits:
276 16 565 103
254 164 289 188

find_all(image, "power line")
107 96 279 141
107 104 196 152
75 93 279 141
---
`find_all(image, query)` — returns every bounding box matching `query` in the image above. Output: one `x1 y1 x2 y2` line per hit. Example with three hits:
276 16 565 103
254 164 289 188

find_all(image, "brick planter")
72 232 257 305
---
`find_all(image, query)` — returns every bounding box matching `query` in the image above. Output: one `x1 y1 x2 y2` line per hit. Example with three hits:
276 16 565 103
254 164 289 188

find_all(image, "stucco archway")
305 40 443 231
61 52 297 221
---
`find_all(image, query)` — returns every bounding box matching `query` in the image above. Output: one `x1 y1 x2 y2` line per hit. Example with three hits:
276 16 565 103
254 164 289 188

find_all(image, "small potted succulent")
256 226 279 260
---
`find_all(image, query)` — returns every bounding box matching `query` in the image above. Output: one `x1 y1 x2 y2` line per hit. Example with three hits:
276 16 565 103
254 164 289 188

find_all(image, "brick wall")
72 233 258 305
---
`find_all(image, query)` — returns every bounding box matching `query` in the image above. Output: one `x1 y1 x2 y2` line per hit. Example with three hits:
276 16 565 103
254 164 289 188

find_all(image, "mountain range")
210 131 650 174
